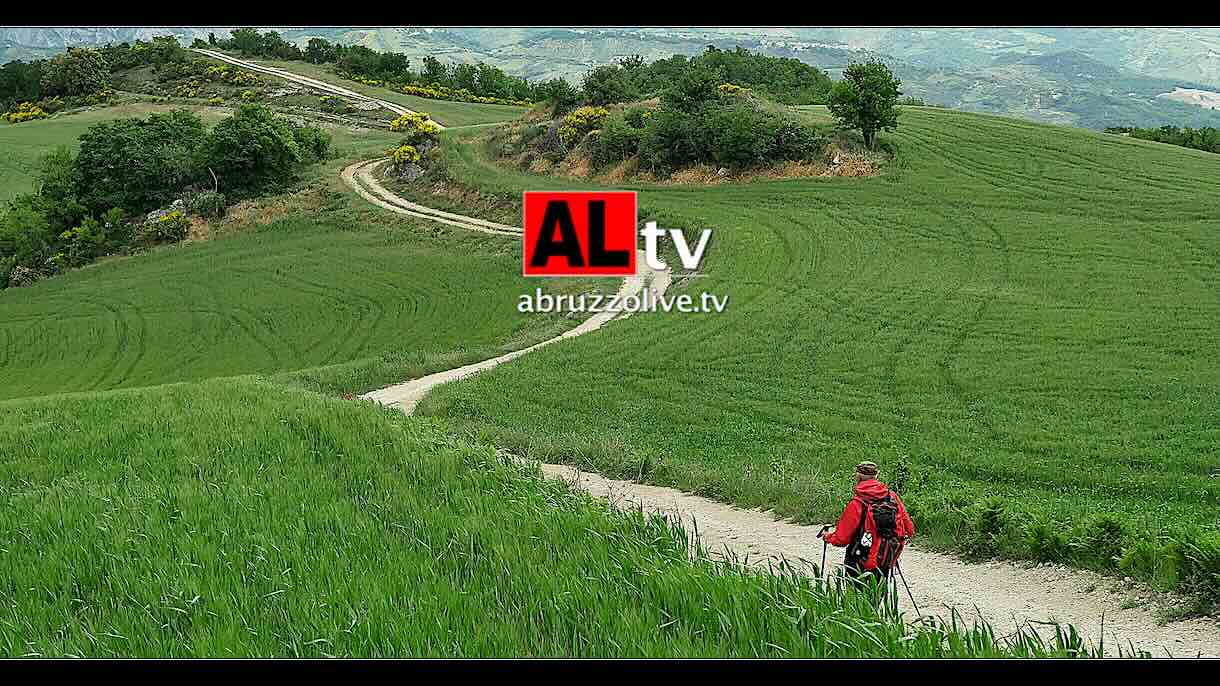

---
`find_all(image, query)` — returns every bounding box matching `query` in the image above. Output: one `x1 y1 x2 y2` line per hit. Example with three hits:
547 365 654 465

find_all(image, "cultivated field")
0 114 586 401
416 107 1220 591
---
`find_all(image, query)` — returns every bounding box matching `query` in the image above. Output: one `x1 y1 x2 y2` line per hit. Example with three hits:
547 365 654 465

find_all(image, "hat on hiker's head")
854 461 879 478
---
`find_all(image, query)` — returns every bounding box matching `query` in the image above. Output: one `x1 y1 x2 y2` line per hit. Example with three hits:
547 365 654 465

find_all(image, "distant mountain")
4 27 1220 129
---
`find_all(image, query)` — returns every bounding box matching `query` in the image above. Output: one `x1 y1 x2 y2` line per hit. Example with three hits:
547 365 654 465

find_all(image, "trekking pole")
817 526 829 579
894 560 924 623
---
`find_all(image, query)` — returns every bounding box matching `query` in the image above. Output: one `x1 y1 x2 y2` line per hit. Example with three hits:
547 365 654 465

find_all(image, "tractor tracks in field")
340 156 1219 658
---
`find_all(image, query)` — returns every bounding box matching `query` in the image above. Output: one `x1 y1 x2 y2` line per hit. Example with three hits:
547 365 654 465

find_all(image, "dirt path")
534 463 1219 657
341 158 670 412
191 49 442 125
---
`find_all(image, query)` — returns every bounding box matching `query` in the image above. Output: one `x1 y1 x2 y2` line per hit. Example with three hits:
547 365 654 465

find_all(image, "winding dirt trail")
191 49 442 125
341 158 1220 657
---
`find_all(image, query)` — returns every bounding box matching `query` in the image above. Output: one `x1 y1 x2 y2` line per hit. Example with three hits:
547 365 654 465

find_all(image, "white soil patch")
1158 87 1220 111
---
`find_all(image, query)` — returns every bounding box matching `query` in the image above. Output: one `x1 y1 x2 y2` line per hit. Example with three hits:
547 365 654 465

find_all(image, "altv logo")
522 191 711 276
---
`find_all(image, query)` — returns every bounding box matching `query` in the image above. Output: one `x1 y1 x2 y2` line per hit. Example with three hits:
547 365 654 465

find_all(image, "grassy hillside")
417 107 1220 592
252 58 528 128
0 378 1096 657
0 116 592 401
0 103 228 203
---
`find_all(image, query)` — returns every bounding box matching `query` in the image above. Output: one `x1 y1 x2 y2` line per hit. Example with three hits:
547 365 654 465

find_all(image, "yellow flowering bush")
206 65 260 86
718 83 745 94
86 87 116 105
389 111 440 135
2 102 49 124
140 210 191 243
389 112 442 145
229 70 260 86
399 82 531 107
175 81 202 98
558 106 610 147
389 144 422 167
208 97 224 106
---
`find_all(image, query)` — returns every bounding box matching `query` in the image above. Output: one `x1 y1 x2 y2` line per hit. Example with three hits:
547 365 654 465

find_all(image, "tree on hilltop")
828 60 902 149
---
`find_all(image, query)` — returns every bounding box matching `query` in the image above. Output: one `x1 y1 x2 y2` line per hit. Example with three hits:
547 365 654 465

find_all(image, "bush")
74 109 208 215
622 106 652 129
200 104 301 197
292 124 331 164
638 108 707 175
2 101 49 123
35 147 87 230
187 191 226 219
1180 533 1220 604
582 65 639 106
40 48 110 98
1027 517 1071 563
661 62 721 114
0 194 56 272
389 144 421 169
589 114 642 168
139 210 190 243
558 106 609 147
534 78 580 116
388 112 441 146
1076 515 1126 570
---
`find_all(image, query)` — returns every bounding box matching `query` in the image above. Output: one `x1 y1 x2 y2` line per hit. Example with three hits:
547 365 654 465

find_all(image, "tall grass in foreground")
0 379 1102 657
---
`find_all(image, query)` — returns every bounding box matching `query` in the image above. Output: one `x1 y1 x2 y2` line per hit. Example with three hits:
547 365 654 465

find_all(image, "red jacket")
824 479 915 547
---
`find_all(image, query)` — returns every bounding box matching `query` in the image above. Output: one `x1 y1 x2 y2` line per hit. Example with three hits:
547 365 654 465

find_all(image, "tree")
305 38 338 65
581 65 638 106
0 59 44 111
421 56 448 85
228 28 263 55
661 62 720 114
533 78 580 116
40 47 109 97
827 60 902 149
74 109 208 215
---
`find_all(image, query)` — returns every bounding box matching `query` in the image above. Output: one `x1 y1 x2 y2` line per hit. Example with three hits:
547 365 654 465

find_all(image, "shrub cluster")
186 190 226 219
399 82 531 108
564 46 833 115
579 86 825 176
1105 124 1220 154
0 104 330 288
2 101 49 123
138 210 191 242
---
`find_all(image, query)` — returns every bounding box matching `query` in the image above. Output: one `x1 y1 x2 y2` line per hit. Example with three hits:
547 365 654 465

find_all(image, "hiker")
818 461 915 585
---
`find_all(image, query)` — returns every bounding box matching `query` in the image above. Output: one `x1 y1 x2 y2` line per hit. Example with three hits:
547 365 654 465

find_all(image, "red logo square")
523 191 637 276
